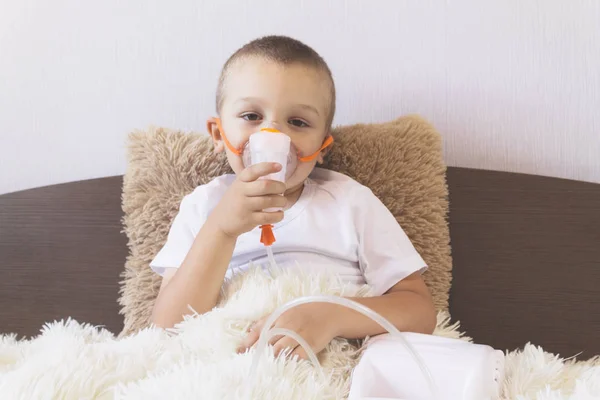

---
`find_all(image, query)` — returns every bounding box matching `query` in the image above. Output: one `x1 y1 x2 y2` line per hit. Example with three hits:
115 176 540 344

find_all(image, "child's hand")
237 302 341 360
209 162 287 238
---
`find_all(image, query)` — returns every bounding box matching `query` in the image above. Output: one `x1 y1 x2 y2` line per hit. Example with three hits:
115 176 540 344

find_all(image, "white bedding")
1 267 598 399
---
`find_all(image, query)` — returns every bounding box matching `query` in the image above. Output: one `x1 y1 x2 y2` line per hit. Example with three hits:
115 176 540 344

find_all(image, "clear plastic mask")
241 130 298 182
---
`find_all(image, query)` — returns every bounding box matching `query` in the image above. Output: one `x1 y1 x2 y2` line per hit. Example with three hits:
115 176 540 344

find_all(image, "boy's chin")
284 170 313 193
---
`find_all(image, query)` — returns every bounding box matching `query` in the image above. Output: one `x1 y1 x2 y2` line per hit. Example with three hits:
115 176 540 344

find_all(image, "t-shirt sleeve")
149 194 206 276
356 187 427 295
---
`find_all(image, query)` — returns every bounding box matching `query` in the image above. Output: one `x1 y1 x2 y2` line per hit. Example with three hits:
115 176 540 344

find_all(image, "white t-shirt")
150 168 427 296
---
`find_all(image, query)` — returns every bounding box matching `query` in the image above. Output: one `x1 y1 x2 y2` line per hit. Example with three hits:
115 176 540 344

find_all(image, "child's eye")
241 113 262 122
289 119 309 128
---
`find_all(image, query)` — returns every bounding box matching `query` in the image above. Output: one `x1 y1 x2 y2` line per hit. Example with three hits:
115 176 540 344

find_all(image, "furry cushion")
119 115 452 336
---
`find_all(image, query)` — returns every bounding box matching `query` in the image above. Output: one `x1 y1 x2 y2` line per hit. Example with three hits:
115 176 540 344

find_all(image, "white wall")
1 0 599 194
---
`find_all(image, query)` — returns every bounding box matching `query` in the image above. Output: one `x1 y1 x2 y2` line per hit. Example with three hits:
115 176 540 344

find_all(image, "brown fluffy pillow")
119 116 452 336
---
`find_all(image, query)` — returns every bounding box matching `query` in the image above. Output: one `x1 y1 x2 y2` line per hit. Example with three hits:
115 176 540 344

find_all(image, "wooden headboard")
1 167 599 358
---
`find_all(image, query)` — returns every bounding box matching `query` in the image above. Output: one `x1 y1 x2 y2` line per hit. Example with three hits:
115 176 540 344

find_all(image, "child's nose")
261 120 283 132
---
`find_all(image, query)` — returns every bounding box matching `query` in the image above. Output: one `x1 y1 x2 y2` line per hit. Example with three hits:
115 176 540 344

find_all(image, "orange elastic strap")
260 224 276 246
215 118 243 156
298 135 334 162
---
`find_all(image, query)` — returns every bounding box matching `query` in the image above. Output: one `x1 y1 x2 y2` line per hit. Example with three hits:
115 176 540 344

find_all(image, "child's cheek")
286 160 317 187
226 152 246 174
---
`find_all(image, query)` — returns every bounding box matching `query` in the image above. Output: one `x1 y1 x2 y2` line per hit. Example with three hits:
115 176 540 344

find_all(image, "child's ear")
317 149 327 164
206 117 225 153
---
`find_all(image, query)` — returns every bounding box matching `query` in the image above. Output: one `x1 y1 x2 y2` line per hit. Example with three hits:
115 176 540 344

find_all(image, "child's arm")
333 271 436 338
152 162 286 329
151 220 237 329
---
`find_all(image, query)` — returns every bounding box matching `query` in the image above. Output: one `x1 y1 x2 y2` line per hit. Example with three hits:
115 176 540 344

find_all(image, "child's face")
211 57 332 191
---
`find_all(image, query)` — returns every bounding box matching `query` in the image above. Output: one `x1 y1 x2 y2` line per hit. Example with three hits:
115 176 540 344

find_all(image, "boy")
151 35 436 360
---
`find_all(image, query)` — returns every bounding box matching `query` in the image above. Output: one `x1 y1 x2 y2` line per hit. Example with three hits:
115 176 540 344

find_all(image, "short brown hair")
216 35 336 128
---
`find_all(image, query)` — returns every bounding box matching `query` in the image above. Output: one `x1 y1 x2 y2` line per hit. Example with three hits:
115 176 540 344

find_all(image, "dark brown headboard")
447 168 600 358
0 177 127 336
1 167 599 359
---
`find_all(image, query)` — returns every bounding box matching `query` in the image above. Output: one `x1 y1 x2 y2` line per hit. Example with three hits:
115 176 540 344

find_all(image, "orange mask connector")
260 224 276 246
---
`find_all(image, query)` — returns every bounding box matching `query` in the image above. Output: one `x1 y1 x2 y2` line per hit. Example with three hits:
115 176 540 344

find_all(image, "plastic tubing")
265 246 278 271
245 295 438 400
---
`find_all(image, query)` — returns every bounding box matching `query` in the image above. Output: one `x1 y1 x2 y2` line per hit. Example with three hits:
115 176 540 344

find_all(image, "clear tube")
245 295 438 400
265 245 277 270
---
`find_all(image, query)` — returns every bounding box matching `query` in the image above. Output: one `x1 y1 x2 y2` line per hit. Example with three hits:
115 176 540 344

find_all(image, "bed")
1 167 599 360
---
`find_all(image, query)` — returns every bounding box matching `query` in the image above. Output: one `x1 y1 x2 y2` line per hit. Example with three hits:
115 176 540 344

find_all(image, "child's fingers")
253 210 284 226
237 319 265 353
290 345 309 361
239 162 282 183
272 336 301 359
244 180 287 197
237 331 258 353
247 195 287 211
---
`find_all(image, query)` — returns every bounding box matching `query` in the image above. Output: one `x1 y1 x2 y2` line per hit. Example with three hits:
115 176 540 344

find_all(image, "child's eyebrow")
235 97 265 106
295 104 320 116
235 97 321 117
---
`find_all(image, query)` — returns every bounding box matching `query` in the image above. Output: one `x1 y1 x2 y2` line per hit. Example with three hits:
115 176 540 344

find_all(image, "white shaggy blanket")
1 268 599 399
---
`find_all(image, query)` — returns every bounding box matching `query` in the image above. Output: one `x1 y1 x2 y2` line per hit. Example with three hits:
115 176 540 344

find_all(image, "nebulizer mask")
215 118 333 247
214 118 505 400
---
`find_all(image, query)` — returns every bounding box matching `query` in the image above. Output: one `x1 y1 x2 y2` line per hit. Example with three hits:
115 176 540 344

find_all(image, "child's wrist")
204 214 239 241
203 216 238 242
327 302 354 338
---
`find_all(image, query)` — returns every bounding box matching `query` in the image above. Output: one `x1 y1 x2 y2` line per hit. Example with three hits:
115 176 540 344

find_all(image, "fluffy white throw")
1 268 599 399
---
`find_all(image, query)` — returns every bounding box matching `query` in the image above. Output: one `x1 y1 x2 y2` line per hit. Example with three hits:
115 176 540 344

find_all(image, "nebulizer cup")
244 129 297 193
